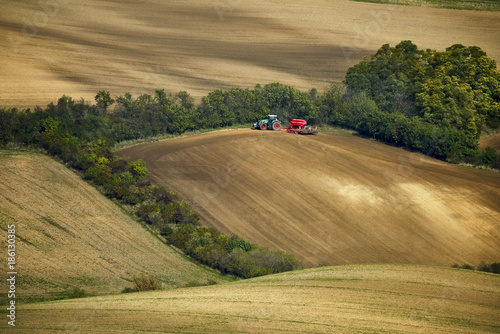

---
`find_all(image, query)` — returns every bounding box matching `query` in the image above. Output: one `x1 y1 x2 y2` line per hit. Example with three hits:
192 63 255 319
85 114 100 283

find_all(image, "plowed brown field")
1 0 500 107
118 129 500 267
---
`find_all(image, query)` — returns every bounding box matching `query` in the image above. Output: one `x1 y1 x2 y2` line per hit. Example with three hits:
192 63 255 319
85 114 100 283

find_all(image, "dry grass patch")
16 264 500 333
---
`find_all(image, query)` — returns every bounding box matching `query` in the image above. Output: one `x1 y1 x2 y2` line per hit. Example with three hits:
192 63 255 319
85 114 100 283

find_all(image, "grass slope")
1 0 499 107
0 152 225 303
117 129 500 267
14 264 500 333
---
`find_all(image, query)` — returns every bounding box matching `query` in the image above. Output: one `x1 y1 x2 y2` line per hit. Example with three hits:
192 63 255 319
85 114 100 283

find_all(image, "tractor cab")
267 115 278 122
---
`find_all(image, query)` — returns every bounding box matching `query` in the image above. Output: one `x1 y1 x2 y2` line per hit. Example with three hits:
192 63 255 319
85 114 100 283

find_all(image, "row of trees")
2 42 500 165
167 225 299 278
0 83 318 145
0 88 306 278
2 89 497 167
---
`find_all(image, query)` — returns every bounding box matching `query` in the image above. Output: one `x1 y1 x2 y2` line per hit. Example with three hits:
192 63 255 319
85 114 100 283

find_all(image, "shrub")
152 186 175 204
159 225 173 237
166 224 300 278
225 236 252 252
477 262 500 274
452 263 475 270
136 202 161 222
133 273 161 291
128 159 148 178
68 287 88 298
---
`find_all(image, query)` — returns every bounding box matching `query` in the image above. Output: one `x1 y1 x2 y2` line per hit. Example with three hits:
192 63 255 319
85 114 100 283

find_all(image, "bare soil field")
118 129 500 267
0 152 224 302
15 264 500 333
1 0 499 108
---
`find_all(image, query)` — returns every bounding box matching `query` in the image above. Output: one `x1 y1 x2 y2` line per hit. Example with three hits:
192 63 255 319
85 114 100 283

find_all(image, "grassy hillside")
1 0 499 107
14 264 500 333
0 152 226 303
118 129 500 267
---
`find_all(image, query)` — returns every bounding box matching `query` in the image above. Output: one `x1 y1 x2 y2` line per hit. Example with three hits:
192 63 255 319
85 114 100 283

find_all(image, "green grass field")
351 0 500 11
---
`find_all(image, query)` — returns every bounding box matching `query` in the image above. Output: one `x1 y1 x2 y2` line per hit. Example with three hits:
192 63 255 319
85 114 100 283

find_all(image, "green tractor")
253 114 282 131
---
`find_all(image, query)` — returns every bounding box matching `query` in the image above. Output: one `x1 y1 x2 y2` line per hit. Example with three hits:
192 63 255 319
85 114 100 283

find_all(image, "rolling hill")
117 129 500 267
0 152 226 303
1 1 500 332
14 264 500 333
1 0 500 107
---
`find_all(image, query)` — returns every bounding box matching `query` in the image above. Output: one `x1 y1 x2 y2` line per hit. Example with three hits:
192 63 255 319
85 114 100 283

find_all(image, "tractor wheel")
260 123 267 130
272 122 282 131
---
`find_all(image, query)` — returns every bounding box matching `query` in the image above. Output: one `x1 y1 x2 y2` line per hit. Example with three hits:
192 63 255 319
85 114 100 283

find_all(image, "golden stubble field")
15 264 500 333
118 129 500 267
0 153 224 301
1 0 499 108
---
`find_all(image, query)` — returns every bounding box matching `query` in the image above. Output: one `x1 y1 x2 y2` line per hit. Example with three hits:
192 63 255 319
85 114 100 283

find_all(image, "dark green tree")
95 90 115 114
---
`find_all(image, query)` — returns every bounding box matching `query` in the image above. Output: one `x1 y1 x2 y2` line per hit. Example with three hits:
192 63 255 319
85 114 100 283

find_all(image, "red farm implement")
285 119 318 135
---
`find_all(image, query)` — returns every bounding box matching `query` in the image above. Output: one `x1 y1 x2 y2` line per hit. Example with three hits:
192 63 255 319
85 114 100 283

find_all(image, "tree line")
2 41 500 165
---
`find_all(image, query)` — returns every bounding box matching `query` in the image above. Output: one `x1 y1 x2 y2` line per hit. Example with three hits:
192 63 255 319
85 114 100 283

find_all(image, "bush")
452 263 475 270
166 224 300 278
477 262 500 274
159 225 173 237
133 273 161 291
68 287 88 298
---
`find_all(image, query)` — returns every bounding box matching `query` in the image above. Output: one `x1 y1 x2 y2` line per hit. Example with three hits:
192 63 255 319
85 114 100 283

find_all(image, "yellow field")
1 0 499 107
0 152 225 302
12 264 500 333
